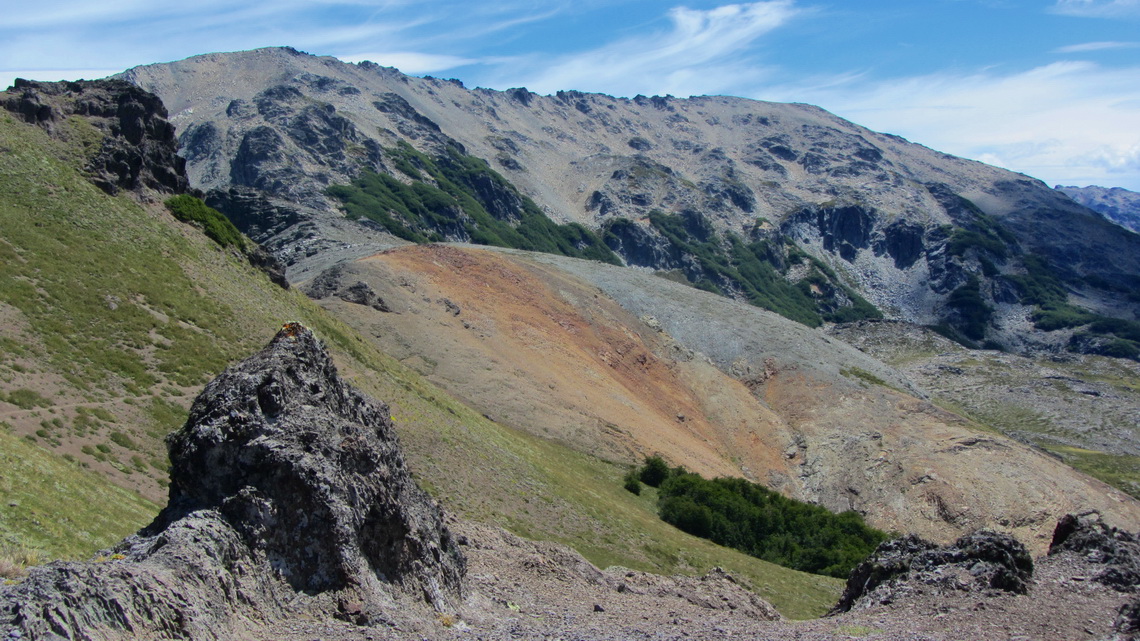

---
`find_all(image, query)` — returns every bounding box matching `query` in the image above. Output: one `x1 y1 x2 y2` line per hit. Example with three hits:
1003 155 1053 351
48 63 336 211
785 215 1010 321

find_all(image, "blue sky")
2 0 1139 190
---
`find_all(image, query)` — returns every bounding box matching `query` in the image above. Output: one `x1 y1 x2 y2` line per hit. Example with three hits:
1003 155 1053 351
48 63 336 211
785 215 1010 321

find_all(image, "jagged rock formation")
1057 185 1140 234
1048 513 1140 641
1049 512 1140 592
0 323 464 639
119 47 1140 357
831 530 1034 613
2 78 190 196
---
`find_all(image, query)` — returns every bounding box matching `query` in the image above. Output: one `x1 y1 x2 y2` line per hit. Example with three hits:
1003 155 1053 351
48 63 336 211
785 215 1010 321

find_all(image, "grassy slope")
0 113 840 617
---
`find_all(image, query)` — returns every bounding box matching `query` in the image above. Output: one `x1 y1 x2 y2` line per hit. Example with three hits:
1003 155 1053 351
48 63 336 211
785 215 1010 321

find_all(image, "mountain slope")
121 47 1140 357
302 244 1140 551
0 82 845 618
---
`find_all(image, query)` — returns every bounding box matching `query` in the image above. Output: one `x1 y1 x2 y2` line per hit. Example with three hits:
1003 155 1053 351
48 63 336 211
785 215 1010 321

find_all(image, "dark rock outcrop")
832 530 1033 613
2 78 189 195
1049 512 1140 592
304 267 392 312
0 323 463 639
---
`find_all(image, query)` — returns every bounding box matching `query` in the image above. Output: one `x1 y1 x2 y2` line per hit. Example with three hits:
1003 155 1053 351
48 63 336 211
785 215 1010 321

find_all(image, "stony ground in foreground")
260 521 1134 641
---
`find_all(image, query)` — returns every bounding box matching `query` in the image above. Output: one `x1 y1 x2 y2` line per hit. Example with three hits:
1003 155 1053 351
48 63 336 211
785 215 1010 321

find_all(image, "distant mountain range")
1056 184 1140 234
119 47 1140 360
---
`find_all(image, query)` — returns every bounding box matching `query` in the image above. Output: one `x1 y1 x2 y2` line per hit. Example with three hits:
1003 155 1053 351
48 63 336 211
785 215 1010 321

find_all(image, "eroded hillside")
304 244 1140 551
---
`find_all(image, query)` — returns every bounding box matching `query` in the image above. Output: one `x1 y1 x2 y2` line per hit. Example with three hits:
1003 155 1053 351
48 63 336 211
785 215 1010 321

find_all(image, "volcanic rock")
832 530 1034 613
0 323 463 639
1049 512 1140 592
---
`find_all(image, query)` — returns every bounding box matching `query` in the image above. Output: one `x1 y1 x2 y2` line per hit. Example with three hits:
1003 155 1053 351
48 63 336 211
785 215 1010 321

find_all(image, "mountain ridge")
120 47 1140 359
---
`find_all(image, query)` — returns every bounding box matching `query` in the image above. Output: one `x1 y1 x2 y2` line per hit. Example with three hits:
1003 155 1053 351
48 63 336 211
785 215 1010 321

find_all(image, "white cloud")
336 52 478 74
491 1 801 97
1049 0 1140 18
1055 41 1140 52
762 61 1140 189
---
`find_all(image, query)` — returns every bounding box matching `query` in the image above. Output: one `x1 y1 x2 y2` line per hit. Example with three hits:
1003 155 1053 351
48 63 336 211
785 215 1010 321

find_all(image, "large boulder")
1049 511 1140 592
0 323 464 639
832 530 1034 613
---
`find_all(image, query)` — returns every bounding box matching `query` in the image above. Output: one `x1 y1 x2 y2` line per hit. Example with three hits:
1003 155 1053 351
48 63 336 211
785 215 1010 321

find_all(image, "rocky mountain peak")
0 322 465 638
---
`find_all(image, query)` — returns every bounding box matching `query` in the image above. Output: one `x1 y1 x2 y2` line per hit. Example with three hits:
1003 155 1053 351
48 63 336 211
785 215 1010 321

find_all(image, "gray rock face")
832 530 1034 613
0 323 464 639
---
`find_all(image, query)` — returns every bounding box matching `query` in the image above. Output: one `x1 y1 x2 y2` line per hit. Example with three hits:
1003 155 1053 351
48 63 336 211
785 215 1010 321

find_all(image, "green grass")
937 398 1140 499
0 428 158 559
1050 446 1140 499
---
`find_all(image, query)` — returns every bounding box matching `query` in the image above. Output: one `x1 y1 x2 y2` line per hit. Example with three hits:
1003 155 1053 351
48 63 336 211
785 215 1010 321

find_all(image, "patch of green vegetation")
0 429 157 559
635 211 880 328
0 118 261 393
165 195 246 251
2 388 52 409
1009 254 1140 357
1050 446 1140 499
144 396 188 440
627 459 886 578
935 397 1140 497
834 624 882 637
328 141 620 265
108 431 138 450
946 275 993 341
944 201 1017 260
841 367 889 389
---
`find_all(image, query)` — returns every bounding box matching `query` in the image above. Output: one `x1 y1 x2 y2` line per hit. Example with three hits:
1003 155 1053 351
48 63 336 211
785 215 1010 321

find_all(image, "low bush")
165 195 245 250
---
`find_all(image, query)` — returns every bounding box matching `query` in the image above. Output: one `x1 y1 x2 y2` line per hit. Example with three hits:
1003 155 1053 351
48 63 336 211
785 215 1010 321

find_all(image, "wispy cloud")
489 1 802 97
1054 41 1140 52
1049 0 1140 18
763 61 1140 188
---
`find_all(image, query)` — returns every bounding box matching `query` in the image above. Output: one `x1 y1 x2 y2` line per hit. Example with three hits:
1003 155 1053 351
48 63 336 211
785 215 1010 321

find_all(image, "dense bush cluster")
625 457 887 578
328 142 620 265
165 195 246 250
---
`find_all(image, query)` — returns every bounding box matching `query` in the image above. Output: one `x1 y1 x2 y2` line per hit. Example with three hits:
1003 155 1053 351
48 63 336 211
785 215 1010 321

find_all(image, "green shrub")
108 431 137 450
653 472 887 578
622 469 642 495
3 388 51 409
164 195 246 250
946 276 992 340
639 455 671 487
